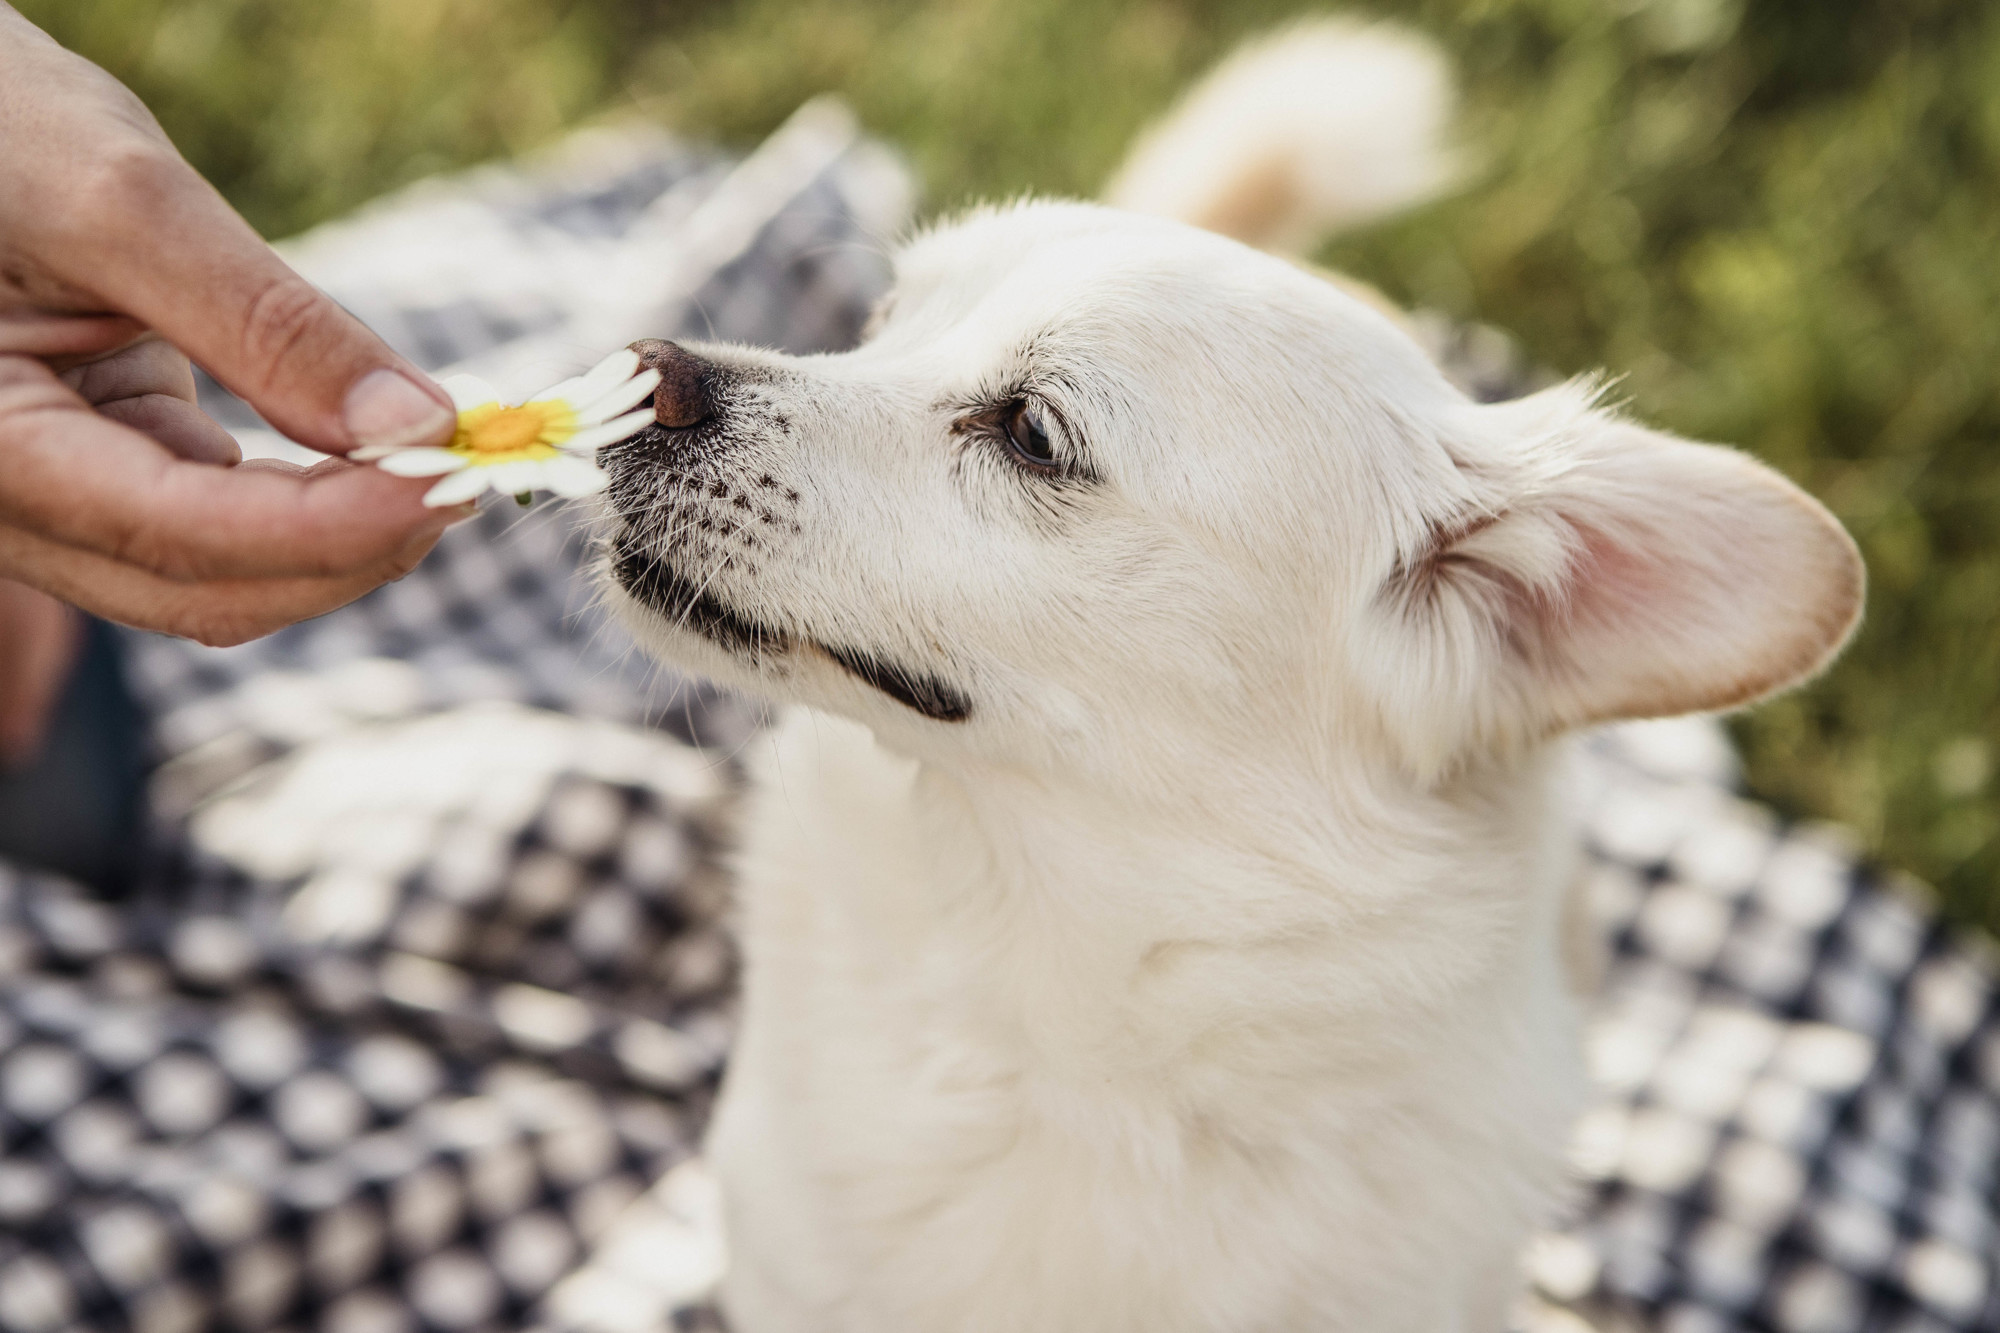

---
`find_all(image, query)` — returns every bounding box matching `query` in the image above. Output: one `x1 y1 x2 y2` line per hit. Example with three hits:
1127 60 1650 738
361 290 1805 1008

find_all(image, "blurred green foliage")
17 0 2000 927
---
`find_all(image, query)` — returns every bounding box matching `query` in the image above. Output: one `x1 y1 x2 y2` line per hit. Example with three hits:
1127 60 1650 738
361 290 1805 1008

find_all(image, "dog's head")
601 202 1861 783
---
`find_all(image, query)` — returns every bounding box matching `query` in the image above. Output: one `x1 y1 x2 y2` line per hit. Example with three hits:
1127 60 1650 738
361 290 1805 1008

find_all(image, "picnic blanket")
1 104 1995 1333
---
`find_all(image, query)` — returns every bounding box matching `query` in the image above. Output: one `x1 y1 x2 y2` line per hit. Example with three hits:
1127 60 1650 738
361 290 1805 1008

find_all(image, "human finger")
27 147 454 457
57 338 238 463
59 336 196 405
0 310 148 362
0 355 463 581
0 520 446 647
94 394 242 466
0 13 454 458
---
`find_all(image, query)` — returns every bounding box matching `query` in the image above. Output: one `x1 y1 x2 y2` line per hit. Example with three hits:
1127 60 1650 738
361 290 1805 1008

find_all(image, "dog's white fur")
601 27 1863 1333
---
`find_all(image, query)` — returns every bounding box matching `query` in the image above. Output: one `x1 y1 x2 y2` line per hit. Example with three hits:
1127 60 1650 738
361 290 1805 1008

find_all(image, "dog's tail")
1102 19 1457 257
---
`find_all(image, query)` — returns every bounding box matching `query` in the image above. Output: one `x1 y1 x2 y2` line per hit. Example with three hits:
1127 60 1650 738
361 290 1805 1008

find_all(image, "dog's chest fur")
707 709 1589 1333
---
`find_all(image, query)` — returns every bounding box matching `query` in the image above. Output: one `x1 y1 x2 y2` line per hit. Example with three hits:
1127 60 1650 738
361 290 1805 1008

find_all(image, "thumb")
50 150 455 457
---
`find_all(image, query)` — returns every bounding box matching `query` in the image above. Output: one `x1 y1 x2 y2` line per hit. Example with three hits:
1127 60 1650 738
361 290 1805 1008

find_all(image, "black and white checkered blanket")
1 104 1994 1333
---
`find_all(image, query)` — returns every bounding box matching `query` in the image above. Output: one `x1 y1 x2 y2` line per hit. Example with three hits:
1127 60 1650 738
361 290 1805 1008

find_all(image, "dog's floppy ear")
1364 381 1864 777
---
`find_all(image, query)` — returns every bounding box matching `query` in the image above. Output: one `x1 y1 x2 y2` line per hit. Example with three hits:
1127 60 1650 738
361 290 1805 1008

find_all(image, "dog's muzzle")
604 339 975 724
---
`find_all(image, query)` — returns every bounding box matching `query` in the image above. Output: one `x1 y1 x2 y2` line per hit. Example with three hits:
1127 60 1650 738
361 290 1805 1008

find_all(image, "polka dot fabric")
1514 723 2000 1333
0 748 730 1333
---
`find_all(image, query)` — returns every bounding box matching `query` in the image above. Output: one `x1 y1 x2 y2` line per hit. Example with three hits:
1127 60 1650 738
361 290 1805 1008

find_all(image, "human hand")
0 5 472 648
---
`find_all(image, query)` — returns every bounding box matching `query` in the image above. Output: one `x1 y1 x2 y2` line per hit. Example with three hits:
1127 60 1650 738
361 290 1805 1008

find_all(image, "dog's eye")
1001 400 1057 468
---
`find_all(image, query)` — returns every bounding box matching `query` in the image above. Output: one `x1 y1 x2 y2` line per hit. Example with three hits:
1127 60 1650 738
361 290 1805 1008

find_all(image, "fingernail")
344 368 454 453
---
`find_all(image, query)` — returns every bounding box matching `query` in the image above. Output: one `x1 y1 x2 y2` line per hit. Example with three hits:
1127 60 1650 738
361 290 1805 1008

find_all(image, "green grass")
19 0 2000 929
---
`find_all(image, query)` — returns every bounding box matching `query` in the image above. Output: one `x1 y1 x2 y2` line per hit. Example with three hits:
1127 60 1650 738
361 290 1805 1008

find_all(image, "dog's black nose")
630 339 713 429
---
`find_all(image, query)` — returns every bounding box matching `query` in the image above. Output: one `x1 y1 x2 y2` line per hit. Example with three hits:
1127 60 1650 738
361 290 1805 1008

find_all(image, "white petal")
375 448 469 477
440 374 502 412
479 460 551 496
540 454 612 497
573 368 661 426
423 468 494 508
569 349 643 408
561 410 659 454
536 376 592 406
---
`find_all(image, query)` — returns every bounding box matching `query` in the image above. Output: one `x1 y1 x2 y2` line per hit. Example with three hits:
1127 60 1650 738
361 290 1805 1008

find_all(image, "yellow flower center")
453 401 577 464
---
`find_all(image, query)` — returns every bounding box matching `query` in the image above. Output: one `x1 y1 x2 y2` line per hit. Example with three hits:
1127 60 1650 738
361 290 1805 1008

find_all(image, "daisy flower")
354 349 661 508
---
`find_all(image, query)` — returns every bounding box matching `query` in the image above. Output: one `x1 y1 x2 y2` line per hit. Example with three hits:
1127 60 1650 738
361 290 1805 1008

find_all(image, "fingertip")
343 368 456 456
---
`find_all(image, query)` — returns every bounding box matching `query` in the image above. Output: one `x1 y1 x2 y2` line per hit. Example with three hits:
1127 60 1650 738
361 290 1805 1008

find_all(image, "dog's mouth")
609 533 781 659
818 644 973 723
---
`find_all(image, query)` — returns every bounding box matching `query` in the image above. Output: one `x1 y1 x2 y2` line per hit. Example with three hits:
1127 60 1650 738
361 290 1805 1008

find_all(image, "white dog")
599 24 1863 1332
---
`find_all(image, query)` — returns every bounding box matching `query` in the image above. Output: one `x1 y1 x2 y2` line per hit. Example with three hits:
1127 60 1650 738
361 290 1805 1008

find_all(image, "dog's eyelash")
949 395 1096 484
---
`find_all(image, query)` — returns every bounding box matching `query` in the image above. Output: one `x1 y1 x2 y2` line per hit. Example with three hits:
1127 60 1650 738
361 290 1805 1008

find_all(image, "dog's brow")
935 332 1069 413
